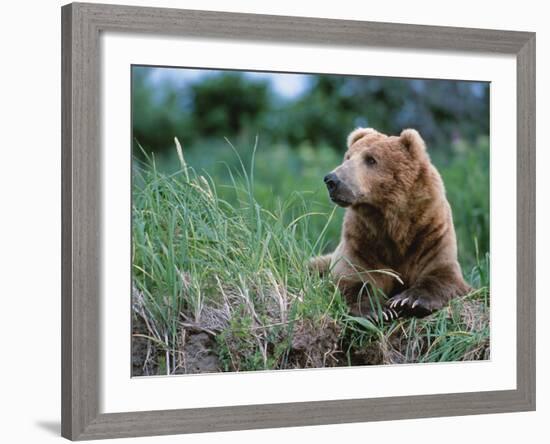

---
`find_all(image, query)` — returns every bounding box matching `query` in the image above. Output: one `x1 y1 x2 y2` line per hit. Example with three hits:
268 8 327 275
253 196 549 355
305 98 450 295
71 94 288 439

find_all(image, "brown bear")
310 127 471 320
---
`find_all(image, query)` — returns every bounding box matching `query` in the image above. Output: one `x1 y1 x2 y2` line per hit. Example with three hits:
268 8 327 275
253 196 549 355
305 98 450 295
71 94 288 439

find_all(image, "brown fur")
311 127 471 318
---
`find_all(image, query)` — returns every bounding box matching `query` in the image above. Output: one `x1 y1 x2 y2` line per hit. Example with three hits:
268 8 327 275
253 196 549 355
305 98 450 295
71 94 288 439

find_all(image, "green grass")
131 137 490 376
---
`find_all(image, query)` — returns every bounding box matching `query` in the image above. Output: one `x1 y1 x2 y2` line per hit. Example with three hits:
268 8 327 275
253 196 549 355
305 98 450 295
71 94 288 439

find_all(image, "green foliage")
132 68 192 152
275 76 489 152
132 68 272 151
191 73 271 137
438 136 490 270
132 68 489 157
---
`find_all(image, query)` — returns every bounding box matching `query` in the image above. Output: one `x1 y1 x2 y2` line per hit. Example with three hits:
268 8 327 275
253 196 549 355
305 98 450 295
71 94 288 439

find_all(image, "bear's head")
323 128 430 208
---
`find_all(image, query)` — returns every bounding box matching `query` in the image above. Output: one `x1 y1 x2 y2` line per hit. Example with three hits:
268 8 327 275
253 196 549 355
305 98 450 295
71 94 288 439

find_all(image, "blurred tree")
132 67 489 159
132 67 192 151
190 73 271 138
274 75 489 153
271 76 357 150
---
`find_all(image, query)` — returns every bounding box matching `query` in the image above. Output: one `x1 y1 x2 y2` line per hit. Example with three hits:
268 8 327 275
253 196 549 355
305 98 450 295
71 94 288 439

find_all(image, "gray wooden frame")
61 2 536 440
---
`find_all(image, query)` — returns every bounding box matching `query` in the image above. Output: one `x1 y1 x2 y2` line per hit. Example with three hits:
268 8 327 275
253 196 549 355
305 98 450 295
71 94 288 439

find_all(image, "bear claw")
366 307 400 324
387 293 436 318
388 294 409 309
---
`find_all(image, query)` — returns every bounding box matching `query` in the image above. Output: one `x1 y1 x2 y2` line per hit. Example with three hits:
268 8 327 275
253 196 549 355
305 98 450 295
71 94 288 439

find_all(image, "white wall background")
0 1 545 443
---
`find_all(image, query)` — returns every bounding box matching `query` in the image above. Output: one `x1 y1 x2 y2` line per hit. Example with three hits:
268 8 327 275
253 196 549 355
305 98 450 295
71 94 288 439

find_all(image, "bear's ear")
347 128 378 148
400 129 426 157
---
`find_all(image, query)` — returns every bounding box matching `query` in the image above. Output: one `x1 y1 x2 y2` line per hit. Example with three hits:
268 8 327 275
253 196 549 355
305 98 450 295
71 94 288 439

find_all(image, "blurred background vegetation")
132 66 489 272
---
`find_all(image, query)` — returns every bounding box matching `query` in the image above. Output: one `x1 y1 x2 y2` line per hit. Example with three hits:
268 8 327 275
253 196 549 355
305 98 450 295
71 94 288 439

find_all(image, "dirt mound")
178 332 220 374
132 281 489 374
132 314 160 376
289 318 343 368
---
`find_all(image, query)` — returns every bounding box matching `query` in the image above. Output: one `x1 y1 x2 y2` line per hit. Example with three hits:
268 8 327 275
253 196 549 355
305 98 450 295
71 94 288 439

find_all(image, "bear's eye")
365 155 377 166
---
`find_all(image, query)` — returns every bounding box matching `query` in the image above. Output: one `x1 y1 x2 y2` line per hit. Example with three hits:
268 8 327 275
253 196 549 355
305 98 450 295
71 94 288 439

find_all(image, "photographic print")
131 66 490 377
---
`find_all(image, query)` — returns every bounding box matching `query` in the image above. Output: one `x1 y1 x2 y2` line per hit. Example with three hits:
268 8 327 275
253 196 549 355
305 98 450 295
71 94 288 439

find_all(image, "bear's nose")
324 173 340 193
